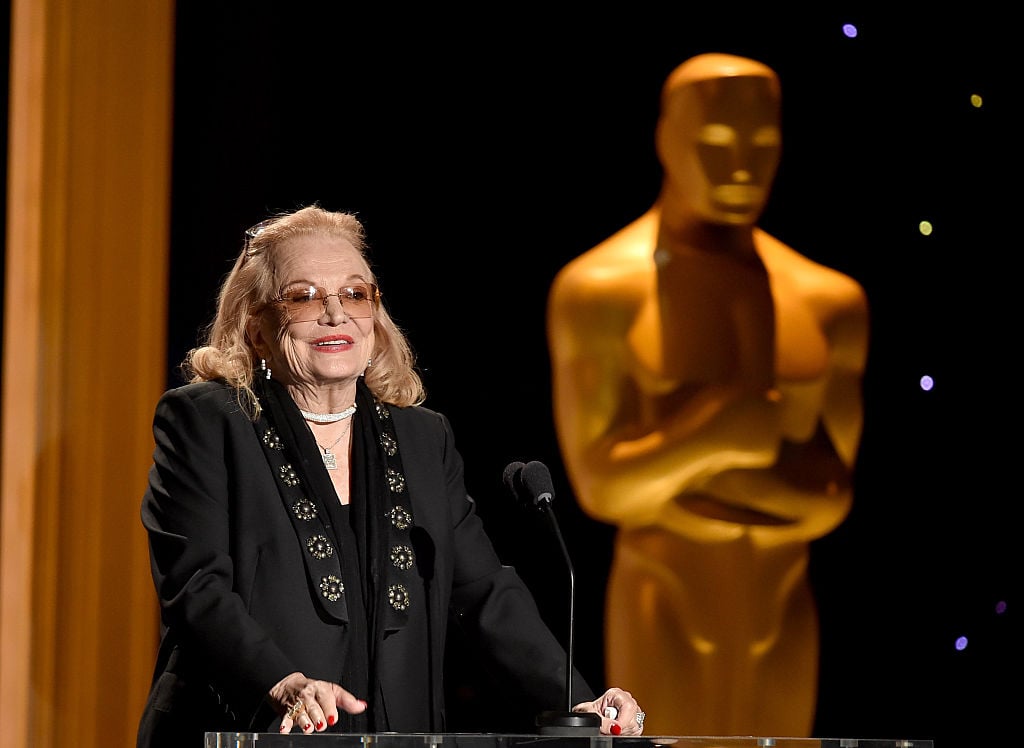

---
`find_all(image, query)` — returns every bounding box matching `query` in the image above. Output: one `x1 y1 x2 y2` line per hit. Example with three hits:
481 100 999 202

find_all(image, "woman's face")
250 233 376 394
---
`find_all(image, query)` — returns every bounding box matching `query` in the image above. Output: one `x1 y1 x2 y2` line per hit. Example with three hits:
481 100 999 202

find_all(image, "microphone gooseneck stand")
504 461 602 735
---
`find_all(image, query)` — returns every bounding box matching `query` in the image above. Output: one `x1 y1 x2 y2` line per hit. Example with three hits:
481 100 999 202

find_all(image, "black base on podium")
535 711 602 736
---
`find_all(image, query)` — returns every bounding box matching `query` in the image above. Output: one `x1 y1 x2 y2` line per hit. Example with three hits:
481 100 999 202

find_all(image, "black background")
166 5 1015 746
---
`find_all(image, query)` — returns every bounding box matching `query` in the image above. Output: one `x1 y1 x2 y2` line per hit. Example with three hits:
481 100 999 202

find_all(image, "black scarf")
252 375 416 732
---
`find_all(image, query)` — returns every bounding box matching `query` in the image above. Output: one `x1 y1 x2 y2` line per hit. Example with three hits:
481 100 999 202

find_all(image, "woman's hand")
574 687 646 736
269 671 368 733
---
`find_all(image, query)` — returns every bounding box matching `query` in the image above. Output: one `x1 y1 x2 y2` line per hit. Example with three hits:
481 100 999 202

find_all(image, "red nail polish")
317 721 324 730
611 724 622 736
328 715 337 726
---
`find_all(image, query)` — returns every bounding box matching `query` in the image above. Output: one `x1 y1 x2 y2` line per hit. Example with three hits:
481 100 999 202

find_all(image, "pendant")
322 449 337 470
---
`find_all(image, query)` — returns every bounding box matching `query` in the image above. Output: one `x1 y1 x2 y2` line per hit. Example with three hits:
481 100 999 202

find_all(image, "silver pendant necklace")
317 420 352 470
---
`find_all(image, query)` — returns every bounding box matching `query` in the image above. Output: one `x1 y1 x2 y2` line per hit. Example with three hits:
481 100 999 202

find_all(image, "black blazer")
137 380 592 747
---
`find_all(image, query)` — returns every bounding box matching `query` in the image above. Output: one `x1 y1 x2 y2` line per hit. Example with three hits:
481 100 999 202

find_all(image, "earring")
260 358 272 380
366 357 373 367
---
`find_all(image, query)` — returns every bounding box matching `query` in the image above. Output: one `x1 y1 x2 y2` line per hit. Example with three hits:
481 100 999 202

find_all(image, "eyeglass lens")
276 284 377 322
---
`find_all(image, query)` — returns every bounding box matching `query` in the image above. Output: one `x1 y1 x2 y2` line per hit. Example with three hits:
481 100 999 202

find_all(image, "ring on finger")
286 700 305 720
635 710 646 729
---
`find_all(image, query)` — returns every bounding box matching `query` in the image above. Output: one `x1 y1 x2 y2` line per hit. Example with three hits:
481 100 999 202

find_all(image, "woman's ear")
246 315 266 359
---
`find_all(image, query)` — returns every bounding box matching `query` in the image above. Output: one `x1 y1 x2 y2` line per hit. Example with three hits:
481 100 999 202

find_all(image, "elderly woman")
136 205 644 747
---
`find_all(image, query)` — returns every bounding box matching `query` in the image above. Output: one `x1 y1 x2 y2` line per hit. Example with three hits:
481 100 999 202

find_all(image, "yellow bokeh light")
919 221 933 236
970 93 983 108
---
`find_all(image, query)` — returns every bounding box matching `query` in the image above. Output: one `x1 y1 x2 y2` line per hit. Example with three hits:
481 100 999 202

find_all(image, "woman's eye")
284 288 317 303
345 287 368 301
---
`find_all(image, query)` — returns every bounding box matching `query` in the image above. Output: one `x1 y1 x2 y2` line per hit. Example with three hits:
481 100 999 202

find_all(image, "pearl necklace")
299 403 357 424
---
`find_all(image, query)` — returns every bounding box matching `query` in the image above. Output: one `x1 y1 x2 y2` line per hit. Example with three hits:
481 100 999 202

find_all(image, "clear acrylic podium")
204 734 933 748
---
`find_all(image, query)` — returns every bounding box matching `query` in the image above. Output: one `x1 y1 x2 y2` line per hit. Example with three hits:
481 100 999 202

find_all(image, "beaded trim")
254 419 350 622
375 400 416 623
252 383 417 628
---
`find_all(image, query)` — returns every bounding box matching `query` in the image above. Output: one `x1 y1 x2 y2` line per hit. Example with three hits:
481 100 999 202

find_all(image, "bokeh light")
842 23 858 38
919 220 933 236
920 375 934 391
955 636 968 651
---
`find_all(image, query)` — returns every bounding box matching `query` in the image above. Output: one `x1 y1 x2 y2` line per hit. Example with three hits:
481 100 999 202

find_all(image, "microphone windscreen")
502 461 527 504
522 461 555 506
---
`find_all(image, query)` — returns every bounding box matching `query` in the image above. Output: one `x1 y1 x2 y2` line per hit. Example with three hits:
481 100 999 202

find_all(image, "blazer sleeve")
141 385 295 714
419 410 596 710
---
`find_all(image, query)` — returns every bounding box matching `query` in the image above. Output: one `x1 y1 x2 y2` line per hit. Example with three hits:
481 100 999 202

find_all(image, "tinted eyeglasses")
242 219 274 259
267 283 380 322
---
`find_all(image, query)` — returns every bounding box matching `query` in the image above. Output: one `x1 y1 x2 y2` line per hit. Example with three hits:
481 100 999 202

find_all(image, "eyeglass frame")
257 283 382 321
242 218 275 259
242 218 381 320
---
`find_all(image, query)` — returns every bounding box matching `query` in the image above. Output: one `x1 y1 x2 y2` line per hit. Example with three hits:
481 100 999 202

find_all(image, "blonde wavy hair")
182 204 426 418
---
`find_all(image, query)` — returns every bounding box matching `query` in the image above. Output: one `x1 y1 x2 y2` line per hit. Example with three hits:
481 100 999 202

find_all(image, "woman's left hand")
573 687 645 736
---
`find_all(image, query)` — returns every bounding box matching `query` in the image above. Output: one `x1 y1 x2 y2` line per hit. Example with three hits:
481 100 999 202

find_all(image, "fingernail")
328 715 337 726
316 721 324 730
359 699 368 708
611 724 622 736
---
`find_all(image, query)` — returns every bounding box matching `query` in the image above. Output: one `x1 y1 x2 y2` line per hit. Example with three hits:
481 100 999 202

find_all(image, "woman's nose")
320 293 349 321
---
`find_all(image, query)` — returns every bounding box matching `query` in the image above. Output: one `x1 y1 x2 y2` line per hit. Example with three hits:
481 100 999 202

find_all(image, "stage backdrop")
160 8 1016 746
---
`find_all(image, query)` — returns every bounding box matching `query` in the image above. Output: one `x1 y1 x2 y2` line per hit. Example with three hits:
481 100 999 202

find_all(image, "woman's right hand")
269 671 368 733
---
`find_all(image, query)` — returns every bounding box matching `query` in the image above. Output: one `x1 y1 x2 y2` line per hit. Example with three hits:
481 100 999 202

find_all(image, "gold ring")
286 700 305 720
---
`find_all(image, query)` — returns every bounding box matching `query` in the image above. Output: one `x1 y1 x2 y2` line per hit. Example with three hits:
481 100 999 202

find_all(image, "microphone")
502 460 556 509
502 460 601 735
502 461 528 507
